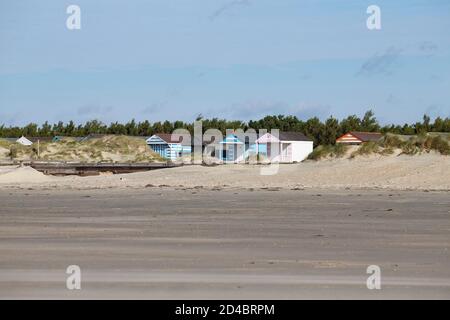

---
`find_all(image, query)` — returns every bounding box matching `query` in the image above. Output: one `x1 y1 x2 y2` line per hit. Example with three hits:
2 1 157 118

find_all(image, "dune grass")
310 133 449 161
350 141 380 158
352 134 449 157
0 139 12 149
3 135 164 162
400 135 450 155
308 144 348 160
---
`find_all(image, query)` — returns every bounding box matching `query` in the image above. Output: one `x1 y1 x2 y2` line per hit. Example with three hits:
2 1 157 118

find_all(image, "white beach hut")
256 132 313 163
15 136 33 146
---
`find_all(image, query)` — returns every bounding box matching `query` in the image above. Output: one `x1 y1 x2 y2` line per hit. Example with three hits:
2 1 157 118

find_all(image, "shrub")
308 144 348 160
401 138 420 155
430 136 450 155
333 143 348 157
351 141 379 158
0 139 12 149
423 136 433 150
307 145 331 160
382 135 403 149
400 135 449 155
380 147 395 155
8 145 18 159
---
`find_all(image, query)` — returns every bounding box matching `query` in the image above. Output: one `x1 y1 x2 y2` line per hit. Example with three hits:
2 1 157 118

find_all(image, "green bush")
401 139 419 155
311 134 449 159
333 143 348 157
308 144 348 160
8 145 18 159
0 139 12 149
400 135 449 155
351 141 379 158
430 136 450 155
382 135 403 149
308 145 331 160
380 147 395 155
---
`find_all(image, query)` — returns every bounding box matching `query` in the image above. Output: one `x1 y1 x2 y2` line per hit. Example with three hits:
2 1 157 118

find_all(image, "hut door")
227 145 234 162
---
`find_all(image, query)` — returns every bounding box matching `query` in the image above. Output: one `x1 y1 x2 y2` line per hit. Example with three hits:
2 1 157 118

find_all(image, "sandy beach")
0 152 449 191
0 188 449 299
0 154 449 299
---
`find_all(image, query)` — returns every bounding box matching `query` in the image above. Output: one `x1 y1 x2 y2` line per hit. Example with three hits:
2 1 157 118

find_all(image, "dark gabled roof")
152 133 183 144
278 132 313 142
350 131 383 142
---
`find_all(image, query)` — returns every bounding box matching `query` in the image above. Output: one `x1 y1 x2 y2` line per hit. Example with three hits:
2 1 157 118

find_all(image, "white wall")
289 141 313 162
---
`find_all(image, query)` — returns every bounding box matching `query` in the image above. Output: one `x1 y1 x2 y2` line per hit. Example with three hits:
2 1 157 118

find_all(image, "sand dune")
0 135 162 163
0 166 53 184
0 147 8 159
0 152 448 191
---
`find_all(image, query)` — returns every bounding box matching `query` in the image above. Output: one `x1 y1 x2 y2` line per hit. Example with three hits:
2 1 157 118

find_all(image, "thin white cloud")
209 0 251 21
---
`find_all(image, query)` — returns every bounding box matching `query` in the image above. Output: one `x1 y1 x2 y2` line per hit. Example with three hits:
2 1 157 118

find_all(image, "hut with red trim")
336 131 383 145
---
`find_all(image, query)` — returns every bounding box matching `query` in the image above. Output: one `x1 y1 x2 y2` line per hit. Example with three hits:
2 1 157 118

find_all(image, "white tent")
16 136 33 146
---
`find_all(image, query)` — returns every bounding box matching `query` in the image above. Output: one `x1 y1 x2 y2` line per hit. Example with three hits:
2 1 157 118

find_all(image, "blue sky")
0 0 449 126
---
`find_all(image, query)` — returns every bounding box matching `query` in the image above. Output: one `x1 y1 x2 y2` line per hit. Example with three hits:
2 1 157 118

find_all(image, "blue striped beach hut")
146 134 191 161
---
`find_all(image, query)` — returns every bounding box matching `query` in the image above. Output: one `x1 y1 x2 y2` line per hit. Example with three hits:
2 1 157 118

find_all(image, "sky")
0 0 449 126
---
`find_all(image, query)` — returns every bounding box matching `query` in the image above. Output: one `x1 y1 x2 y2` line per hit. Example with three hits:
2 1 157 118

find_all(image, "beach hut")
52 136 65 142
146 133 191 161
336 131 383 145
256 132 313 163
15 136 33 146
219 134 245 163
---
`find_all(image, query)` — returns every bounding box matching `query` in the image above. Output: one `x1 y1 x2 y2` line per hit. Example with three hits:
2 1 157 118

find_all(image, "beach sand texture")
0 188 449 299
0 152 448 190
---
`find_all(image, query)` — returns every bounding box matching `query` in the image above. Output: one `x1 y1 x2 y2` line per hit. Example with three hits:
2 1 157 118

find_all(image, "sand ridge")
0 152 448 191
0 166 53 184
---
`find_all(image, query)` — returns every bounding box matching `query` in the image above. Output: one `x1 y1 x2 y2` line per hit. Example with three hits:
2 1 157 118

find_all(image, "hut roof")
349 131 383 142
278 132 313 142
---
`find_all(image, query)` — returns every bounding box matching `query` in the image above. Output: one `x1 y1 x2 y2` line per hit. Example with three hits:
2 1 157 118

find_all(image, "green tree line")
1 111 449 146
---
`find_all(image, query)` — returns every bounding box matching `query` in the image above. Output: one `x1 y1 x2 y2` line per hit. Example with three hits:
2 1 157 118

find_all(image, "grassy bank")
308 133 450 160
1 135 163 163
